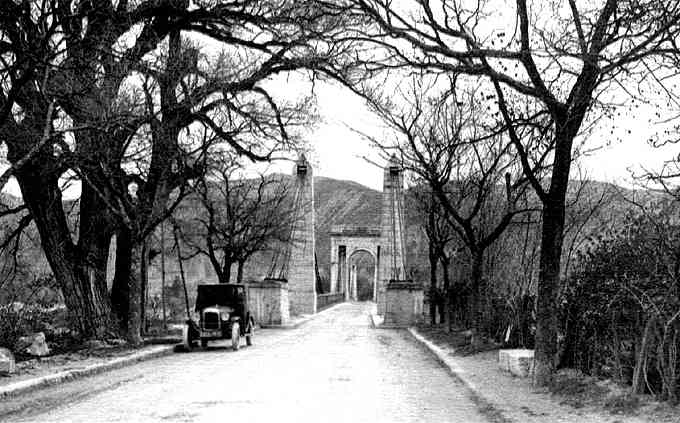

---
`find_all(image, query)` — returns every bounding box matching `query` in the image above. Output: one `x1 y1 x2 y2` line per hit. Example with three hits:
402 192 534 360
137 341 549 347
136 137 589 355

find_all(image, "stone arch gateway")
328 155 408 314
253 154 414 325
329 226 380 301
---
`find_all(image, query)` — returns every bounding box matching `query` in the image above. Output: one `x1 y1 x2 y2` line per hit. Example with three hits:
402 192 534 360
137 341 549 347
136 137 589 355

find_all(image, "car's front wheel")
231 322 240 351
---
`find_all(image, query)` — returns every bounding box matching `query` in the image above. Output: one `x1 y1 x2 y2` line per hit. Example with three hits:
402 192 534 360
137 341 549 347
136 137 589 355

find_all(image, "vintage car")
182 283 255 351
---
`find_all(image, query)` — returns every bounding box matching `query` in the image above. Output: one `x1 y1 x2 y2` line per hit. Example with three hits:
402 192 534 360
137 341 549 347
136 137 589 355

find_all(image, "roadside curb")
368 312 410 329
369 312 394 329
0 345 175 399
407 327 514 423
260 302 346 330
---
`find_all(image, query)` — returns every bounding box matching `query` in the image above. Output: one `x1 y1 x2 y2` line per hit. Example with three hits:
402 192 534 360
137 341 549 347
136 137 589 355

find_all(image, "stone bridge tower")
377 155 407 314
287 154 317 315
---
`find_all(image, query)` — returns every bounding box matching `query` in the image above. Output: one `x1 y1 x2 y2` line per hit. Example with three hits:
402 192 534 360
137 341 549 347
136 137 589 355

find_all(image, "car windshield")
195 284 244 311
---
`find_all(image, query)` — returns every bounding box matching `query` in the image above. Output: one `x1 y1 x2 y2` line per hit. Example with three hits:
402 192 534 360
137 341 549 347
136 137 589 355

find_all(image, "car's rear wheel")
231 322 240 351
182 324 193 351
201 338 208 349
246 318 254 346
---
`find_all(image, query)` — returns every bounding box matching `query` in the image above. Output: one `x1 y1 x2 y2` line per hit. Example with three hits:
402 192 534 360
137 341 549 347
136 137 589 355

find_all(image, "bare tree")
408 185 455 327
363 81 538 335
335 0 680 383
176 155 295 285
0 0 357 342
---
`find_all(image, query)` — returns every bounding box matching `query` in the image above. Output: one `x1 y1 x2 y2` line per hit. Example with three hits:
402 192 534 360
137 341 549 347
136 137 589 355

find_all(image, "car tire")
231 322 240 351
201 338 208 349
182 324 193 352
246 318 254 346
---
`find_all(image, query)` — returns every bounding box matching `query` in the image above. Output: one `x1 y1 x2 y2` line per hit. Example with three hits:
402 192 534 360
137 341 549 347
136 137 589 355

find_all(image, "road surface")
1 302 492 423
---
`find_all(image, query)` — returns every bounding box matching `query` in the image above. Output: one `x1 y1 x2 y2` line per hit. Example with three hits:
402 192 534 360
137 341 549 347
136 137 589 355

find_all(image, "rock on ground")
24 333 50 357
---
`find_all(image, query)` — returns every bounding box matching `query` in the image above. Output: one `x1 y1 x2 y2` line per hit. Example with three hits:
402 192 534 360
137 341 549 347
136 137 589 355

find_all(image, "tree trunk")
126 240 147 345
111 230 149 341
220 259 233 284
534 187 569 385
140 241 149 335
534 198 566 385
236 260 245 284
111 229 133 334
632 317 655 394
76 182 117 334
16 167 112 338
429 243 438 325
440 255 451 332
533 122 574 386
470 249 485 333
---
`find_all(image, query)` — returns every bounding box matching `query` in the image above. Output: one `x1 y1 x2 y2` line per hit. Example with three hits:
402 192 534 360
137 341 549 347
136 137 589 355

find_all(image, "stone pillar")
330 242 338 293
378 155 407 314
351 264 358 300
247 280 290 326
373 259 379 302
287 154 317 315
330 261 338 293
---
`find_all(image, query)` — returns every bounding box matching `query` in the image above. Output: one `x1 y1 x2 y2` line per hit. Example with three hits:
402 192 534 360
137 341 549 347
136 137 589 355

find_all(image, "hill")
314 176 382 275
2 174 672 305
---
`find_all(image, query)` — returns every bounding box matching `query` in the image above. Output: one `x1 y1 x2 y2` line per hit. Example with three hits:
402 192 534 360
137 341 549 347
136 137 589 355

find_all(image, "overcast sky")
287 82 676 192
1 78 678 197
1 77 673 200
4 31 677 200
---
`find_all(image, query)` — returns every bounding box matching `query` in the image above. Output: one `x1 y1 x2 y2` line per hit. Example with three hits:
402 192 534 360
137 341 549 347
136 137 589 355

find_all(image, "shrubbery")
0 274 68 353
559 200 680 403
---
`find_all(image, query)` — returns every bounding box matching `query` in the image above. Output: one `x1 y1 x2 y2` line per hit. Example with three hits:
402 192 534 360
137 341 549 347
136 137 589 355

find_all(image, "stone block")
248 280 290 326
498 349 534 377
384 280 424 327
0 347 16 375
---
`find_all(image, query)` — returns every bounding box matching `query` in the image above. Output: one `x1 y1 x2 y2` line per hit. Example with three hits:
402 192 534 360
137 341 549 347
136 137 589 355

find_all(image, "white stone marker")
0 347 16 375
498 349 534 378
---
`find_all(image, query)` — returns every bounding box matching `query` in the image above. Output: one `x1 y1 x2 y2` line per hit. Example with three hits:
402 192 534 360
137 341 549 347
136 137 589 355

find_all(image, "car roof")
195 284 245 311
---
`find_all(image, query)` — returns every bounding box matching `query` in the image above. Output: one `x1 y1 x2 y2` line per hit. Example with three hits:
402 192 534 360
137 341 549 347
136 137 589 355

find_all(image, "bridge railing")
317 292 345 311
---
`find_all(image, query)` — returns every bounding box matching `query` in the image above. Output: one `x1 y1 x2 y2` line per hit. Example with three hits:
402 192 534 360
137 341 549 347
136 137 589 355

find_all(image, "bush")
0 303 66 350
558 199 680 403
0 274 65 351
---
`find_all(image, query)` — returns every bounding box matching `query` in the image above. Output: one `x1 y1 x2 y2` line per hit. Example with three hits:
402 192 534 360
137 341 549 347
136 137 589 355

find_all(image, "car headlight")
220 312 230 321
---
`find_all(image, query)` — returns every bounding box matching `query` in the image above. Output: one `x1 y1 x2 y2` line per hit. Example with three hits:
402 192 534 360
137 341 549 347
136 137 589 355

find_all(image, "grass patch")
416 324 500 355
549 369 609 409
549 369 652 417
603 393 641 415
468 391 513 423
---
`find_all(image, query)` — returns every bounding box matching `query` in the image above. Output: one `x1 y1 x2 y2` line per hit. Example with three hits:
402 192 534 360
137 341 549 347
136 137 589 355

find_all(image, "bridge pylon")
286 154 317 315
377 155 407 315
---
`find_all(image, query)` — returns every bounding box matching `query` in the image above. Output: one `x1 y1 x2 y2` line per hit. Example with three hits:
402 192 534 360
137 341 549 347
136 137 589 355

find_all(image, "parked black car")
182 284 255 351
